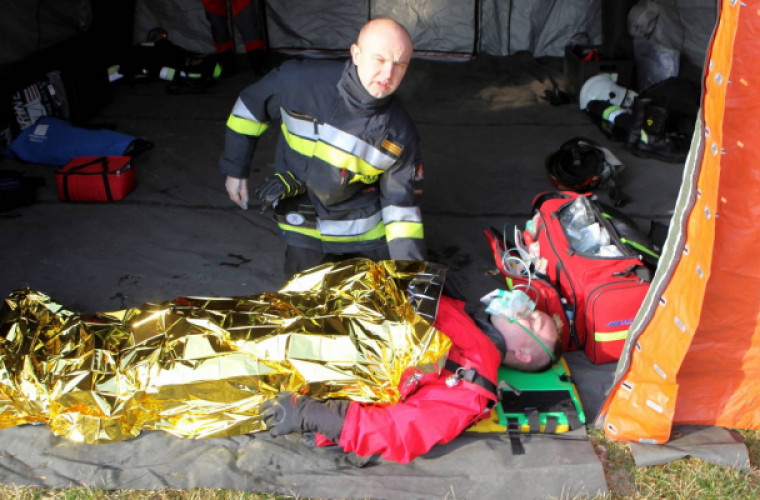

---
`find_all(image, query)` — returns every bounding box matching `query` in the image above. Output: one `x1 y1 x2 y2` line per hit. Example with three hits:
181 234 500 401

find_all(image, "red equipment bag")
531 191 652 364
56 156 135 202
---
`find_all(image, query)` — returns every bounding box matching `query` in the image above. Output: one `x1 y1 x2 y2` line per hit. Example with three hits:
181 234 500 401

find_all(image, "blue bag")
2 117 140 167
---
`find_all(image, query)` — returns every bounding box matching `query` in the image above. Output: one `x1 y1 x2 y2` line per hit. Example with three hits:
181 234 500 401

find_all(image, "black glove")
261 392 304 437
260 392 349 442
255 171 306 209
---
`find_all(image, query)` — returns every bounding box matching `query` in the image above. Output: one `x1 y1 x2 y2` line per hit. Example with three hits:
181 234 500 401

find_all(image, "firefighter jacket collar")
338 61 392 117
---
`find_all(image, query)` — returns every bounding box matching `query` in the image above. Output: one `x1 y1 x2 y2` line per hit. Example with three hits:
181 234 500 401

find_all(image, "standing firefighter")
219 17 425 275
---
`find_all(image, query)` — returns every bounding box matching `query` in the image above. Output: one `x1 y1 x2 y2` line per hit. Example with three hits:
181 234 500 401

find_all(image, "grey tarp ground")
0 53 704 498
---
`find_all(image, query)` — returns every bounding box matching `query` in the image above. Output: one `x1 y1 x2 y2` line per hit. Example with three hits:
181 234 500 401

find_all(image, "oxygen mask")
482 289 556 363
480 289 536 319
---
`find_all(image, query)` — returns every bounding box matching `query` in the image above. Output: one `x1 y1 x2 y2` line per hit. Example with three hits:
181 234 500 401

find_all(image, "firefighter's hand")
255 172 306 210
225 176 248 210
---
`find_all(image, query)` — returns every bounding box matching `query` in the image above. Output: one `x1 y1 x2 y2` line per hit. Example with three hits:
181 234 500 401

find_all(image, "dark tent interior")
1 1 751 498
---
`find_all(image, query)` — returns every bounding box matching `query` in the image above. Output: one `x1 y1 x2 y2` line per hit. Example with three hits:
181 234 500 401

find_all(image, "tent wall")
0 1 131 126
598 0 760 444
663 0 719 72
133 0 214 54
133 0 478 57
129 0 715 69
0 1 717 69
479 0 602 59
0 0 93 67
266 0 478 55
265 1 367 53
265 0 716 68
265 0 597 57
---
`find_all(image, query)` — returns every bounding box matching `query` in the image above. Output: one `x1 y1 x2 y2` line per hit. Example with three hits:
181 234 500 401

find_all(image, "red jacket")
335 295 501 463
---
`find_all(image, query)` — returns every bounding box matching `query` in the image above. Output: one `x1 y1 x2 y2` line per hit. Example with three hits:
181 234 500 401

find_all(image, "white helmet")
579 74 638 111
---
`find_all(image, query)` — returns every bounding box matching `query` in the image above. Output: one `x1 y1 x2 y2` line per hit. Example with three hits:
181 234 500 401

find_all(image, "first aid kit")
486 191 652 364
533 191 651 363
56 156 135 202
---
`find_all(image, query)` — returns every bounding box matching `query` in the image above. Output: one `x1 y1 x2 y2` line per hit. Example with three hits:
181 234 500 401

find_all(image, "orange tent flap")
598 0 760 443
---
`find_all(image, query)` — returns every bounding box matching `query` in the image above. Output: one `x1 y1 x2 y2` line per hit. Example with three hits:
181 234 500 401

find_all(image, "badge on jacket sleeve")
413 162 424 182
285 212 305 225
381 136 403 159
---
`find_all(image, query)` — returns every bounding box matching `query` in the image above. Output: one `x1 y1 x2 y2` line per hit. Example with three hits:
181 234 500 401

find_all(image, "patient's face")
491 310 558 371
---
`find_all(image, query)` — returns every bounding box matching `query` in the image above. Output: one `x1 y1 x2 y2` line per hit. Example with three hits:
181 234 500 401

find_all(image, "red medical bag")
531 191 651 364
56 156 135 202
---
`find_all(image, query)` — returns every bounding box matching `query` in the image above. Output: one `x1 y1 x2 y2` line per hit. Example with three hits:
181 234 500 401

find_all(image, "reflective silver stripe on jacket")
281 108 396 170
317 212 383 236
382 205 423 224
233 98 262 122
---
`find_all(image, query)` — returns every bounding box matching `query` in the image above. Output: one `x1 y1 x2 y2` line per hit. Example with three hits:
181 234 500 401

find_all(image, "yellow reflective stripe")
277 223 322 240
314 142 384 177
227 114 269 136
602 105 622 120
274 172 292 192
594 330 629 342
385 221 424 241
278 220 387 242
281 124 384 177
282 123 318 155
281 110 395 169
606 108 627 123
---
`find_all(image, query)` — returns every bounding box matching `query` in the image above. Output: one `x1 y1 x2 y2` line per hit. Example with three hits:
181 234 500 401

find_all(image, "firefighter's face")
351 19 413 99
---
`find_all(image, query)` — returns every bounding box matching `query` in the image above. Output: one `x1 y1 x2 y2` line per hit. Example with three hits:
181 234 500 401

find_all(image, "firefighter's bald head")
351 18 413 99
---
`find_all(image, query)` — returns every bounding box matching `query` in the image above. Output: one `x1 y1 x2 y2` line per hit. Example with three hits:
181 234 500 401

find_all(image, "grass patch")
588 428 760 499
0 488 286 500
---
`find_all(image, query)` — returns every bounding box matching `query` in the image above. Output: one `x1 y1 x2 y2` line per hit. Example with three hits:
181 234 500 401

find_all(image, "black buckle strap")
444 359 497 397
526 407 541 433
506 418 525 455
543 415 558 434
557 400 583 431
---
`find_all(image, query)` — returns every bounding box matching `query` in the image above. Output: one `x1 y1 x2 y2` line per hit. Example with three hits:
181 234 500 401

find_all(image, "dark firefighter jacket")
219 59 425 259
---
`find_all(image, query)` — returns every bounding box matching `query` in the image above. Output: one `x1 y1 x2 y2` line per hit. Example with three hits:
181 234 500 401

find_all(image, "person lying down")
0 258 560 463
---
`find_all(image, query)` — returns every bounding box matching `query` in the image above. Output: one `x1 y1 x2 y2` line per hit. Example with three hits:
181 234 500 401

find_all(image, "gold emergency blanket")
0 259 450 444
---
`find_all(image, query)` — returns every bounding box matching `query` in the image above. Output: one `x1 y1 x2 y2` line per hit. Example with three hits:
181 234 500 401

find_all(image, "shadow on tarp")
0 424 607 499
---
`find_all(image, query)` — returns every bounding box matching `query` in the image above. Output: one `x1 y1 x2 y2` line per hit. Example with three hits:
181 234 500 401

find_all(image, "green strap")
620 237 660 258
509 317 557 363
